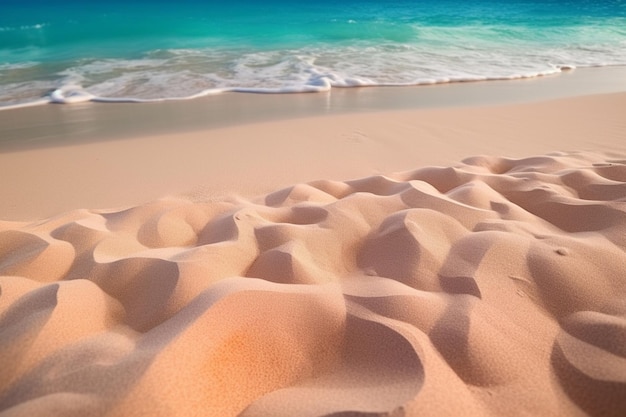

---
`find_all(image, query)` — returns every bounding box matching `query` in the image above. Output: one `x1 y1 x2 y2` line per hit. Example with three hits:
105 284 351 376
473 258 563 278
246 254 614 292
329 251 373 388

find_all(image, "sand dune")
1 150 625 416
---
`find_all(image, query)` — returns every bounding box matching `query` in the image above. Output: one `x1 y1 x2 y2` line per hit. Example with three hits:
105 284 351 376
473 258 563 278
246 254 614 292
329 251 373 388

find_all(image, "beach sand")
1 70 626 416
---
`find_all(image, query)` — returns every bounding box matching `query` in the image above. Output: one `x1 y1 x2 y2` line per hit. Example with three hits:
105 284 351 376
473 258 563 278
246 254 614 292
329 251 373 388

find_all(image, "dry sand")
1 81 626 416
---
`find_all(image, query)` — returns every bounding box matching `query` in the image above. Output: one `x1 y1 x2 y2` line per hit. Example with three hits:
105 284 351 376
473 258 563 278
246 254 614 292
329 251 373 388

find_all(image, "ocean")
1 0 625 109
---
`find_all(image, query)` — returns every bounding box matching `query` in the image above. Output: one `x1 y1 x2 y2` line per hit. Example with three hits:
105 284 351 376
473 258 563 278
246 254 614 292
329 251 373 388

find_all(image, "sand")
1 75 626 416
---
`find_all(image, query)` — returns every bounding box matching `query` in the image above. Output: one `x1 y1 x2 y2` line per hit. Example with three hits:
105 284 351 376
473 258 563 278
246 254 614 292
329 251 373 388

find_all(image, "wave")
0 63 610 110
0 65 593 110
1 39 625 110
2 0 625 111
0 23 47 32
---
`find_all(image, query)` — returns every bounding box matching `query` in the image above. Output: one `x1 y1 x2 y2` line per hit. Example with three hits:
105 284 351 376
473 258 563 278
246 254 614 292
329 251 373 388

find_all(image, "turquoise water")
1 0 625 108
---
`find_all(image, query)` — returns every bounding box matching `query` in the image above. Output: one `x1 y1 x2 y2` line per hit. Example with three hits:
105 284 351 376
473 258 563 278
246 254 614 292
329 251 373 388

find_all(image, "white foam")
1 38 626 110
0 98 51 110
0 23 47 32
0 62 39 71
49 86 95 104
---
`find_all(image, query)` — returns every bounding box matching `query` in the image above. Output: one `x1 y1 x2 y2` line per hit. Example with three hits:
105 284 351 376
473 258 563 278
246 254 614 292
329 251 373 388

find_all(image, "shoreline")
1 65 626 220
2 66 626 152
1 89 625 221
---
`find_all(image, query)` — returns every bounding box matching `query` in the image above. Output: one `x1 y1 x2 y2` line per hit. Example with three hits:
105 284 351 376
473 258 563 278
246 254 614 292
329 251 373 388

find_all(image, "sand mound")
1 151 625 417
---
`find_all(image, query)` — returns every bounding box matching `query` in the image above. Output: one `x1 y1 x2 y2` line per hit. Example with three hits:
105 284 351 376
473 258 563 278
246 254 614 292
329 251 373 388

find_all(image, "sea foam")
1 0 625 109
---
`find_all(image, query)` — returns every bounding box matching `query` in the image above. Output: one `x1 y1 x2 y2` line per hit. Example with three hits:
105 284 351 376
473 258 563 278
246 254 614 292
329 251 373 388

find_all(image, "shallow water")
1 0 625 108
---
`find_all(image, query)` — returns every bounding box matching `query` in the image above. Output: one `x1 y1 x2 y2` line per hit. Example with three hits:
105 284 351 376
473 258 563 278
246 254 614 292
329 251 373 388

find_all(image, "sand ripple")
1 151 625 416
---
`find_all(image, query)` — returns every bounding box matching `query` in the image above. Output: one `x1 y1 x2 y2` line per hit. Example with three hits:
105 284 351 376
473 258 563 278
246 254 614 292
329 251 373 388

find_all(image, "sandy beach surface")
1 69 626 416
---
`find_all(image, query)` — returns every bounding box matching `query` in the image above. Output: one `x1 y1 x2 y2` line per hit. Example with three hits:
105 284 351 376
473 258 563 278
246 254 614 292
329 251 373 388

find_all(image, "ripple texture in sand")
1 151 625 417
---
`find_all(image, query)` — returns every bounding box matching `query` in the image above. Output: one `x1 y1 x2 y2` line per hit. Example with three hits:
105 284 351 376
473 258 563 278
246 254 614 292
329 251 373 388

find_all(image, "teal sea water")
1 0 625 108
